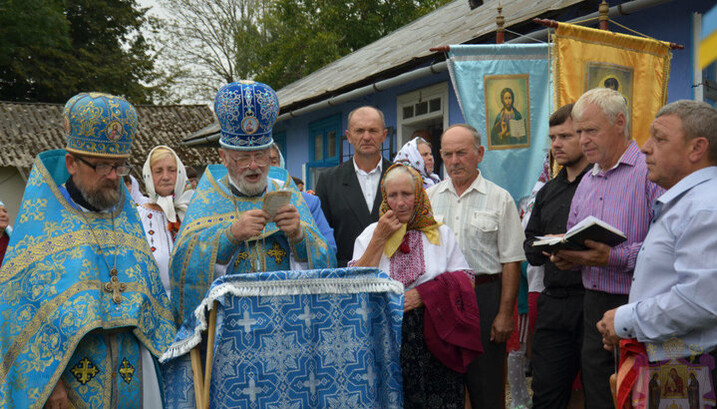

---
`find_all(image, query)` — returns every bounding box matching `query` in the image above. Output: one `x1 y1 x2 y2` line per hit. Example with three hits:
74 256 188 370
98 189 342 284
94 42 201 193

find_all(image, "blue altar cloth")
161 267 405 408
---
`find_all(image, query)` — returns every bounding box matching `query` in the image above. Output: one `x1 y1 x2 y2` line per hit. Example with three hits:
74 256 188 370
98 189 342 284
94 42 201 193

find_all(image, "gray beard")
82 184 122 210
229 173 268 197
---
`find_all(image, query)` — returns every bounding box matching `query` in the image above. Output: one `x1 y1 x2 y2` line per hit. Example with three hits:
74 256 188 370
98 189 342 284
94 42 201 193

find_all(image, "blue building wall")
276 0 713 186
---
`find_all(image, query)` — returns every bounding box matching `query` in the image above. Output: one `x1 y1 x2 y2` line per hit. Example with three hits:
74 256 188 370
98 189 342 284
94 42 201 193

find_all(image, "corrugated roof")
276 0 584 110
0 101 220 169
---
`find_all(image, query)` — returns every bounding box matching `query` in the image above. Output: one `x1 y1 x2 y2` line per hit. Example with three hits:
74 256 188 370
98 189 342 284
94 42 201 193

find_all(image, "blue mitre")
64 92 138 158
215 80 280 151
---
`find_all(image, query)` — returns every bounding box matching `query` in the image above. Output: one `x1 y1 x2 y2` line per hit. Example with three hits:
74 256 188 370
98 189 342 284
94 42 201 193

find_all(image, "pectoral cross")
104 268 126 304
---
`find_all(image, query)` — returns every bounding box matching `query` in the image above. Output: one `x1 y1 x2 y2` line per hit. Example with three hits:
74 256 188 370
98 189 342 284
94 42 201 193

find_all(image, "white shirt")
427 171 526 275
350 224 472 289
353 157 383 211
138 206 173 298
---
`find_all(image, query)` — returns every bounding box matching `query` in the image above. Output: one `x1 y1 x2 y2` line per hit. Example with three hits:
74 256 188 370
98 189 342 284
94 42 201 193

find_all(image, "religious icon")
107 121 123 141
688 372 700 409
585 62 634 134
484 74 530 150
242 116 259 135
648 372 660 409
663 367 686 397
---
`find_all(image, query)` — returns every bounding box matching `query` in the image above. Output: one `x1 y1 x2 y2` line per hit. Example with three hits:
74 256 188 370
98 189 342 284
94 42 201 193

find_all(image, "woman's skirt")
401 307 465 408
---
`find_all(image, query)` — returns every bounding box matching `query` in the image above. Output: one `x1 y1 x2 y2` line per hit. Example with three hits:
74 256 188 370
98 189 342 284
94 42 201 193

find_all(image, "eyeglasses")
226 151 270 168
74 156 132 176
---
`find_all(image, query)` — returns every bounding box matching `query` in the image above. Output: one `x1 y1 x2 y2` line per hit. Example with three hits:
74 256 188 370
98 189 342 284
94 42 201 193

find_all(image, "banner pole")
203 301 219 409
190 348 205 409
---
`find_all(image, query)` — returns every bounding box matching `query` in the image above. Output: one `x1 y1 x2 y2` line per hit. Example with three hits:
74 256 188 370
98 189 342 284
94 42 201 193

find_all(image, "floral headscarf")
379 163 441 257
393 137 441 188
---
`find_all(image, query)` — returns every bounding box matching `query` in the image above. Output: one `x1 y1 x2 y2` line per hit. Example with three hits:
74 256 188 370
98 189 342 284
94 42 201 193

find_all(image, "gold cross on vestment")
71 357 99 385
119 357 135 384
104 269 126 304
233 251 250 268
267 242 287 264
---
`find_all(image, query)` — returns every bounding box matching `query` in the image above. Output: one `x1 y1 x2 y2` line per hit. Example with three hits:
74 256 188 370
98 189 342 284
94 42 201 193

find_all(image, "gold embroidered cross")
71 357 99 385
267 242 287 264
233 251 250 267
119 358 135 384
104 268 126 304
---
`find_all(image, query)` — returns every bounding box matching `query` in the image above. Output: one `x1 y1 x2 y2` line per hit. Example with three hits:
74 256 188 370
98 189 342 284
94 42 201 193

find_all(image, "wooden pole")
190 348 205 409
599 0 610 31
532 18 685 50
496 5 505 44
203 301 219 409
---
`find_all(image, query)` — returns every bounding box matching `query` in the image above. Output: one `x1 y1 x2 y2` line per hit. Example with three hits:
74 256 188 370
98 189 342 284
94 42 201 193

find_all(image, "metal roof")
276 0 584 110
0 101 220 170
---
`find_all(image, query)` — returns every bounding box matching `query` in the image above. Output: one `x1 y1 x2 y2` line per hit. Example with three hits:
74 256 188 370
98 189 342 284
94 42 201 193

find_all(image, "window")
397 82 450 177
306 114 341 189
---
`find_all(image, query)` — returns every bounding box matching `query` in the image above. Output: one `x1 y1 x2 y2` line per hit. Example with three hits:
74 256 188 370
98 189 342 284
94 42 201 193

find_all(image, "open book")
531 216 627 251
262 189 292 219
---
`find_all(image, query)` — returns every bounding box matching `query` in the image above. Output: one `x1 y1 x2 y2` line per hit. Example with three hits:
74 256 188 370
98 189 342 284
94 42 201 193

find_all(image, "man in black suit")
315 106 392 266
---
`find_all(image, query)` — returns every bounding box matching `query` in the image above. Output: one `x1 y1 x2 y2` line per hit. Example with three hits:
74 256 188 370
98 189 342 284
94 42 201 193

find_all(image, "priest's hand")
44 379 69 409
403 289 423 312
230 209 270 241
274 204 303 242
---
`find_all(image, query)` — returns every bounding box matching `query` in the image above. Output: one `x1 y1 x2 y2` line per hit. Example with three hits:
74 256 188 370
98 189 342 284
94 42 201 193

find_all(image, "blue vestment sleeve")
302 192 337 253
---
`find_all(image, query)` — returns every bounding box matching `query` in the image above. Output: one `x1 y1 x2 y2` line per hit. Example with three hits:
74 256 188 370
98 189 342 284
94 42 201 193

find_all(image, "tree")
151 0 450 102
156 0 269 103
254 0 452 89
0 0 163 103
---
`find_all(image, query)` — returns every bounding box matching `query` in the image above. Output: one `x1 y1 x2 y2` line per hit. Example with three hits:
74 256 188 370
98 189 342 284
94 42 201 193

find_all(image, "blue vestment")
169 165 336 326
0 150 176 408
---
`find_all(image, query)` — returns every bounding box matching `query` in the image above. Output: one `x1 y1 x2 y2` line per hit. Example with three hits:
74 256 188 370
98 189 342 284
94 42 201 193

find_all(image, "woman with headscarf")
0 201 12 267
138 146 194 297
394 135 441 188
350 164 481 408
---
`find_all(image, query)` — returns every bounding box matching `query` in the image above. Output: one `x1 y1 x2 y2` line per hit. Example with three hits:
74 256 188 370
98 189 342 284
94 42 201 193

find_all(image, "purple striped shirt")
567 141 665 295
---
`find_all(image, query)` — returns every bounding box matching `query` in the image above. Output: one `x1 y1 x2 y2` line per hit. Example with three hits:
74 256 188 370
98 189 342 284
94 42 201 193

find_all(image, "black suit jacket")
315 157 391 266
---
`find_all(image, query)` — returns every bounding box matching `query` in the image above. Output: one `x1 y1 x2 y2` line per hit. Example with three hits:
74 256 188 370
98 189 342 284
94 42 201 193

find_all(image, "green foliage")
254 0 452 89
0 0 162 103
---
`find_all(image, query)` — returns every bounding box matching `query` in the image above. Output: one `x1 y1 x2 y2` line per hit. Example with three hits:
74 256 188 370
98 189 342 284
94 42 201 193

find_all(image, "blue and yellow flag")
448 44 552 202
553 23 672 145
700 4 717 69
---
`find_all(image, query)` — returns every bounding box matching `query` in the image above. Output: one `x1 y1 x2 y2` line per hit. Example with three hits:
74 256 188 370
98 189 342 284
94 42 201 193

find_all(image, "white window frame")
396 82 450 147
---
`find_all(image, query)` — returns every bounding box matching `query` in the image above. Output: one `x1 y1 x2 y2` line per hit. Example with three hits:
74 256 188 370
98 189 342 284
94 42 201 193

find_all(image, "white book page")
509 118 526 137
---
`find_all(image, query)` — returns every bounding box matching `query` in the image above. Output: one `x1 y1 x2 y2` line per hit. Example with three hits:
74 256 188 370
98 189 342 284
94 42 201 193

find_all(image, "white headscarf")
0 200 11 237
142 146 194 223
393 137 441 188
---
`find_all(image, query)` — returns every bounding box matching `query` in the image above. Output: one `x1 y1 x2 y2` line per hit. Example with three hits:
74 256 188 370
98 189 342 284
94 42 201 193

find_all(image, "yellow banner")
554 23 672 146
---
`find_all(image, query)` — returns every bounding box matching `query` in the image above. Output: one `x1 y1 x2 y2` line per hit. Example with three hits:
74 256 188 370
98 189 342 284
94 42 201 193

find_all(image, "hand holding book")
532 216 626 251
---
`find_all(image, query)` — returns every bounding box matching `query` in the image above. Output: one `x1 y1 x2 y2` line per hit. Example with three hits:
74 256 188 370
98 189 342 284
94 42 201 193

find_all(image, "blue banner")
448 43 552 202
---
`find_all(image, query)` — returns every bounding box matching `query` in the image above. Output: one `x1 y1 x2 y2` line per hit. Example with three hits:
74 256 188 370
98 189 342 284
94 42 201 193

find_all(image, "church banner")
448 43 551 202
700 4 717 69
554 23 672 145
